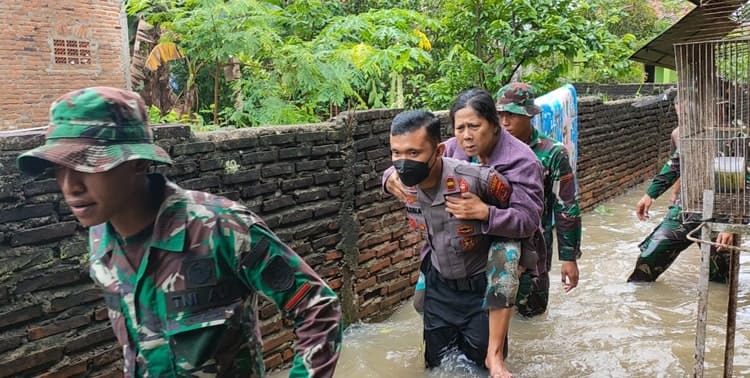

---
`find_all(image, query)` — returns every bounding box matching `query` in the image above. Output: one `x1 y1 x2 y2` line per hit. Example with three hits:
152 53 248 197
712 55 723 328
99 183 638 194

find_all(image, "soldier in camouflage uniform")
496 83 582 317
17 87 342 377
628 144 734 283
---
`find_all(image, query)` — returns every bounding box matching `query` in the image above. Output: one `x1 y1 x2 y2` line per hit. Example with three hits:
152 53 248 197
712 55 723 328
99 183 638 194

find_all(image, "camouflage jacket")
529 129 581 262
646 150 680 200
89 174 342 378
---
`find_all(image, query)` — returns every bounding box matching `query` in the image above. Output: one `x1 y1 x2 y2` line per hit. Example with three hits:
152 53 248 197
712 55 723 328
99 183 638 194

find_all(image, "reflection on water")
271 184 750 377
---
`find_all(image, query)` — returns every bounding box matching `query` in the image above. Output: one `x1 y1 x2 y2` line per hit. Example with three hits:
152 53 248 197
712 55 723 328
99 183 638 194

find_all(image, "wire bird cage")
677 37 750 224
672 4 750 377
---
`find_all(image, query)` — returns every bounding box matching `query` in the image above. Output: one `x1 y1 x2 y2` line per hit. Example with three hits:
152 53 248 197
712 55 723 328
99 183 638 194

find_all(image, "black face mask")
393 152 436 187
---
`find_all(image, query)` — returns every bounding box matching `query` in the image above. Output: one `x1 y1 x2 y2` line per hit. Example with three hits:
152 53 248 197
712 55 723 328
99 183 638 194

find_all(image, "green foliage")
148 105 180 124
604 0 660 40
127 0 686 127
317 8 436 108
716 43 750 84
419 0 630 109
126 0 434 126
224 160 241 174
565 0 693 84
563 32 645 84
148 104 214 134
659 0 694 24
341 0 439 14
276 0 345 40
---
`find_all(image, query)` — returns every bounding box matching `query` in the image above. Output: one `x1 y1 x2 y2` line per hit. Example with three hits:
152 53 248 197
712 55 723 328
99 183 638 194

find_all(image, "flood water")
271 183 750 377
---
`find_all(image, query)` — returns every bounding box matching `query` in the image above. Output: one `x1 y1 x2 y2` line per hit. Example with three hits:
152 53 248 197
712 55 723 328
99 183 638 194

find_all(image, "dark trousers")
423 258 488 368
628 205 730 283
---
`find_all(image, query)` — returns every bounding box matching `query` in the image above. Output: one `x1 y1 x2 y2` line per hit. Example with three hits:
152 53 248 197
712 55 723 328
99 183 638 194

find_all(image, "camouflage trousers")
514 226 554 317
628 205 730 283
515 270 550 317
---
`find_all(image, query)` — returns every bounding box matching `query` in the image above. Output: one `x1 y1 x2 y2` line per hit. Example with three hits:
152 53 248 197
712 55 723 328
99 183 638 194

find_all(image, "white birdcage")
669 2 750 377
673 21 750 377
677 38 750 224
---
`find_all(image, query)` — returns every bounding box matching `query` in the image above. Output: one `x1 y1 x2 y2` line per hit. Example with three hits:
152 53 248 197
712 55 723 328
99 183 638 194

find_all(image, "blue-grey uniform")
402 157 530 368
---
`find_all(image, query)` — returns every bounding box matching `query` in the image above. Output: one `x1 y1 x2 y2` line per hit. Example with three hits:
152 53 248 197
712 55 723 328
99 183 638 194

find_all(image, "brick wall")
575 83 674 100
0 1 128 131
0 95 676 377
577 94 677 210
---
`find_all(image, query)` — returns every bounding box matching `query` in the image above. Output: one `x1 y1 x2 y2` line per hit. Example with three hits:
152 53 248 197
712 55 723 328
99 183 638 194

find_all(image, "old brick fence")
0 93 676 377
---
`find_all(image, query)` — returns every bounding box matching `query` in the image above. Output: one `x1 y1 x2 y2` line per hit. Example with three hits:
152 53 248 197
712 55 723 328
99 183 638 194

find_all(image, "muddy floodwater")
271 183 750 377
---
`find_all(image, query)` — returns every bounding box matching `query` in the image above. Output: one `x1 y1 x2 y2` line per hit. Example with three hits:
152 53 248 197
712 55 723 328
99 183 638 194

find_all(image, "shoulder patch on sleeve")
446 176 457 192
261 256 295 292
458 178 470 193
240 237 271 271
488 172 512 204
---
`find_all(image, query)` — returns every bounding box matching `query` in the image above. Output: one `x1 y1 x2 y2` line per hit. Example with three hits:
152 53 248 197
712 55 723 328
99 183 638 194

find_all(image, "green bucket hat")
17 87 172 175
496 82 541 117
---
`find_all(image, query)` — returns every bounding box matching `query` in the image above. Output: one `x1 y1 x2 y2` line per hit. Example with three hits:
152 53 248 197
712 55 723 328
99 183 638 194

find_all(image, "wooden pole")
723 235 740 377
695 189 714 378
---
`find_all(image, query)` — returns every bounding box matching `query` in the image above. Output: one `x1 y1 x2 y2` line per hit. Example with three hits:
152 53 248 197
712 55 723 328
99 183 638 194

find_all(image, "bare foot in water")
486 353 513 378
489 366 513 378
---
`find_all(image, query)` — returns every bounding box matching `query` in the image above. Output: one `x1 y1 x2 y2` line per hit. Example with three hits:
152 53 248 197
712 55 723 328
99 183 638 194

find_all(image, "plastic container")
714 157 745 193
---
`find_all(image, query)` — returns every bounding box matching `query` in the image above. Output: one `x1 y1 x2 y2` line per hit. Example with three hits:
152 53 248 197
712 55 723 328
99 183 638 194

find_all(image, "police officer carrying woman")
385 88 544 378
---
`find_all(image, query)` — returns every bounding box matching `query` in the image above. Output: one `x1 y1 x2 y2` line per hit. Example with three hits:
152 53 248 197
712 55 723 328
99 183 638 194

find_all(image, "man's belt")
437 272 486 293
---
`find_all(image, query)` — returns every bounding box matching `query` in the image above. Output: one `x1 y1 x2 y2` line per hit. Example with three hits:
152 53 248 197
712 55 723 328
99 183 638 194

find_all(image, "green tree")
126 0 435 127
565 0 695 84
420 0 629 109
316 8 436 108
606 0 660 40
127 0 668 126
659 0 694 25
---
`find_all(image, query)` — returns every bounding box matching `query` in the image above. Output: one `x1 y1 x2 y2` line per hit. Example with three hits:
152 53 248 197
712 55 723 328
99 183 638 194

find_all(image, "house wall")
0 1 128 131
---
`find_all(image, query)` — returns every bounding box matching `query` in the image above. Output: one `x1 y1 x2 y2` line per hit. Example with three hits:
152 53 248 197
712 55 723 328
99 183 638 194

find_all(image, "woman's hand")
385 172 407 202
445 192 490 221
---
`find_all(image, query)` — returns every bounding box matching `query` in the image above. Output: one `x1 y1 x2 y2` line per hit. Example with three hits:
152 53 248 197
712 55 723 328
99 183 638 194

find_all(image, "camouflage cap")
17 87 172 175
496 82 541 117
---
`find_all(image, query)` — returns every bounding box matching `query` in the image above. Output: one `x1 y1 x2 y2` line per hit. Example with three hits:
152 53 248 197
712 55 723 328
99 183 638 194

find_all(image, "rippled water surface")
272 184 750 377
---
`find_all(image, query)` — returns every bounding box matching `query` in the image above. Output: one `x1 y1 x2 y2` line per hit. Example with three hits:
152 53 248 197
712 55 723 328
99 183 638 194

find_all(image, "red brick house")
0 1 130 131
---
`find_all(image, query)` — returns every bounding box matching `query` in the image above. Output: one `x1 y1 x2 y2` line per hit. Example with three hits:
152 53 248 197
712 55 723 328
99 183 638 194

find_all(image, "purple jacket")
443 130 544 240
383 129 545 273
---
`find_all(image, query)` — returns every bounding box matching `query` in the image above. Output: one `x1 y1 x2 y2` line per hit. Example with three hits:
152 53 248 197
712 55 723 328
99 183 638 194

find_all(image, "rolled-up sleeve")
237 225 343 377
